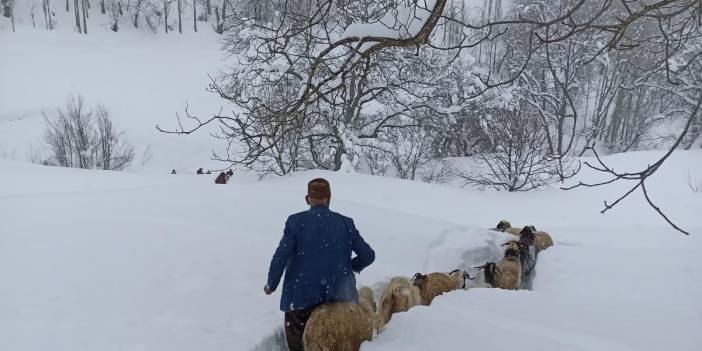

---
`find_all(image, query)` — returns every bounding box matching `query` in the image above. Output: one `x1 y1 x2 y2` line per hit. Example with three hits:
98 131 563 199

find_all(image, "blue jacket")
266 205 375 311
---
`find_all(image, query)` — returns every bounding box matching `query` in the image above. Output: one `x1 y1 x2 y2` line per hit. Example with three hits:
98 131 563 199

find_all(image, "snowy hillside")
1 149 701 351
0 28 223 173
2 1 702 350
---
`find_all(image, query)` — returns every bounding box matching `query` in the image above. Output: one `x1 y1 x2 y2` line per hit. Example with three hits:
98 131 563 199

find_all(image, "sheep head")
411 273 427 289
475 263 498 286
448 269 475 289
519 226 536 246
500 241 522 259
496 220 511 232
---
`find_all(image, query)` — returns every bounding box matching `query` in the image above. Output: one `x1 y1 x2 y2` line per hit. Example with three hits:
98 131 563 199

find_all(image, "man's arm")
266 217 297 292
346 218 375 273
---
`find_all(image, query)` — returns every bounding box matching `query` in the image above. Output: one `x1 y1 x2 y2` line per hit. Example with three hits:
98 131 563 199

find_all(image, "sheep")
411 270 473 306
377 277 422 330
523 225 554 253
196 168 204 175
494 219 522 236
476 245 522 290
501 240 536 277
303 286 377 351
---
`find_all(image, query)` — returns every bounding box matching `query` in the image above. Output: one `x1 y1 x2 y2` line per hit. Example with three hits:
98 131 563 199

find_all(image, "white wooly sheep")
377 277 422 330
303 286 377 351
476 243 522 290
494 219 522 236
411 270 473 306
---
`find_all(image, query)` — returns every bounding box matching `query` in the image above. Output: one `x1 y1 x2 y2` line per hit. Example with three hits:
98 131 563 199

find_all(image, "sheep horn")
463 272 476 280
474 264 489 270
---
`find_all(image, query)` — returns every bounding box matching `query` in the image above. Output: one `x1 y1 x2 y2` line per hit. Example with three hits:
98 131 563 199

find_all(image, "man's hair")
308 178 331 199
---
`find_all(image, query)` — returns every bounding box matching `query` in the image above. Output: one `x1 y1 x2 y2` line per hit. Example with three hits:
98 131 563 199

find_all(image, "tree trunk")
214 6 221 33
66 0 69 12
177 0 182 33
9 0 14 32
100 0 104 14
81 0 87 34
164 0 168 33
74 0 82 33
193 0 197 32
683 112 702 149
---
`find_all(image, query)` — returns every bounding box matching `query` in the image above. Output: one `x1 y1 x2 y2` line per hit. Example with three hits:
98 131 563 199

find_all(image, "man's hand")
264 286 274 295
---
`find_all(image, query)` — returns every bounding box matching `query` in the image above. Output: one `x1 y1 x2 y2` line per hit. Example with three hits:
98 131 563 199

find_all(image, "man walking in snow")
264 178 375 351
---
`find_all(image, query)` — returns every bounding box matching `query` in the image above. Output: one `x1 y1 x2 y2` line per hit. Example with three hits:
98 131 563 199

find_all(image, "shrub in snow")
688 172 702 193
42 96 135 171
454 106 574 191
303 286 377 351
377 277 422 330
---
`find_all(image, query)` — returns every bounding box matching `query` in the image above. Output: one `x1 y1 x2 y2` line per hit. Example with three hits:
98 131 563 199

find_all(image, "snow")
340 0 437 42
0 28 223 173
1 149 701 351
2 11 702 351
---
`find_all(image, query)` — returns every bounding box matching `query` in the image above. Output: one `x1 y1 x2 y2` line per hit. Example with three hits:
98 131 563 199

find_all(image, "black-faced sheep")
303 286 377 351
377 277 422 330
494 219 522 236
411 270 472 306
476 246 522 290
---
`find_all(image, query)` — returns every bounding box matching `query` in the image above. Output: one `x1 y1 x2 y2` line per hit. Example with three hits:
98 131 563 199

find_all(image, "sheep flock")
301 220 554 351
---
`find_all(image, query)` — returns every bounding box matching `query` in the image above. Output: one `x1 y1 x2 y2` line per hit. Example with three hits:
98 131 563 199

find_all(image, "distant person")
214 172 227 184
171 169 176 175
196 168 204 175
264 178 375 351
214 170 234 184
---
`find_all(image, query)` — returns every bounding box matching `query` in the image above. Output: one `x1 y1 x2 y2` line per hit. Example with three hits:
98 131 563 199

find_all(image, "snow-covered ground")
0 28 223 173
2 15 702 351
1 149 701 351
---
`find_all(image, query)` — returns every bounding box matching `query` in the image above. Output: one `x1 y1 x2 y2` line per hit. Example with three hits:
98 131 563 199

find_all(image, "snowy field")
0 28 222 173
1 149 701 351
2 15 702 351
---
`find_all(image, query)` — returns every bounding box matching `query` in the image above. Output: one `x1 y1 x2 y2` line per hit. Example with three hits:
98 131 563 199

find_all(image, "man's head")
306 178 331 206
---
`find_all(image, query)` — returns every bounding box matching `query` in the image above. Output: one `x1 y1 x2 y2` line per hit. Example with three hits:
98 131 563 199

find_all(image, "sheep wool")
377 277 422 330
303 287 377 351
496 255 522 290
479 254 522 290
412 271 465 306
